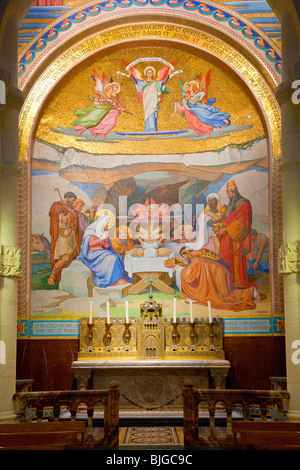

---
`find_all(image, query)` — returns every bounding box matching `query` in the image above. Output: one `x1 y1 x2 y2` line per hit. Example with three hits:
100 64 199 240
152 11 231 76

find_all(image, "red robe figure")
218 180 254 289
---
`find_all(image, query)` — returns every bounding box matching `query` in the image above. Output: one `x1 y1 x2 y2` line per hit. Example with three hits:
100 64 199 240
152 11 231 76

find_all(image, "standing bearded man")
47 191 80 286
218 180 254 289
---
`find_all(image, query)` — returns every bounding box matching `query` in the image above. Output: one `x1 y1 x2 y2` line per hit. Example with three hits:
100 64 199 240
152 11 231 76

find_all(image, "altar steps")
89 408 242 428
90 424 230 449
59 407 242 427
118 444 185 450
59 409 241 449
119 426 183 446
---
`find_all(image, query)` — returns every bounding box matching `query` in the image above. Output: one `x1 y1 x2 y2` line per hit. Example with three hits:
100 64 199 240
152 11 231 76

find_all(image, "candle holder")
169 321 180 351
104 321 113 351
122 322 132 351
85 323 95 352
206 321 216 351
188 321 198 351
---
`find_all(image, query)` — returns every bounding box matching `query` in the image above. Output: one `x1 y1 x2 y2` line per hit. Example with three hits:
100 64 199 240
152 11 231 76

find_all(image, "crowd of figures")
45 178 269 312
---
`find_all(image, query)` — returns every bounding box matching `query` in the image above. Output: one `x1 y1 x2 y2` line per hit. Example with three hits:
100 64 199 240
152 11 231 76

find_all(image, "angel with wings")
174 70 231 138
121 59 179 132
71 70 126 141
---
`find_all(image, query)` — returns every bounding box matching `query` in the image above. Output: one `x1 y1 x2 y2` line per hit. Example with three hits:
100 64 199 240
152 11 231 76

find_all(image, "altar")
72 293 231 412
122 251 175 295
72 359 230 411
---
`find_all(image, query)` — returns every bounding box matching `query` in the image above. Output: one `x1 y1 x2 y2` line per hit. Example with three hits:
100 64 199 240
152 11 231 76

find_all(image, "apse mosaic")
26 43 280 338
37 46 263 153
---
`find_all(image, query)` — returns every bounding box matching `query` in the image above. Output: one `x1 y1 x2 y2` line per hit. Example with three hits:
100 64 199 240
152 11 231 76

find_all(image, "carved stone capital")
210 368 229 389
278 241 300 274
0 71 24 112
0 245 22 277
73 369 92 390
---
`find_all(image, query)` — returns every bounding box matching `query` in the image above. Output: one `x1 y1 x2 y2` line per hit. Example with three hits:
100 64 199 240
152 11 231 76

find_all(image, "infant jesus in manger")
130 227 172 258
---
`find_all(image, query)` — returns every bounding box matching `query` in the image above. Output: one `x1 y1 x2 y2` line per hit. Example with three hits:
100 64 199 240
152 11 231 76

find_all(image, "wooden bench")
232 421 300 450
0 445 66 450
0 421 87 450
0 432 78 450
240 431 300 450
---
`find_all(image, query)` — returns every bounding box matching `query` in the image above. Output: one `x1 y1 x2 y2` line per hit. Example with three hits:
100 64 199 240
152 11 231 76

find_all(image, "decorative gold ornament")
0 245 22 278
78 298 225 361
278 241 300 274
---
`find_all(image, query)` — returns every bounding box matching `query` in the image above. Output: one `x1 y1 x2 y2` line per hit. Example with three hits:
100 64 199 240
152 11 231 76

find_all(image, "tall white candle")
173 298 176 323
189 301 193 322
208 301 212 323
89 301 93 324
106 301 110 323
125 301 129 323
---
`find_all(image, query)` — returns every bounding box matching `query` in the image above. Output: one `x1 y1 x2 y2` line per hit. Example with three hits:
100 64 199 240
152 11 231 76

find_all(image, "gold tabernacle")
78 305 224 361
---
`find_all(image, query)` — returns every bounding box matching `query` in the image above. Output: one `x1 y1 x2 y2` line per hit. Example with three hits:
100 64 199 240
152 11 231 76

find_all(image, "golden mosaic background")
36 45 264 155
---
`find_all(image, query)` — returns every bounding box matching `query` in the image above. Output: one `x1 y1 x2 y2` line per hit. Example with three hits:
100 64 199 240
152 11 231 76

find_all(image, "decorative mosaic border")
17 317 285 338
18 0 281 84
17 161 27 319
271 155 284 317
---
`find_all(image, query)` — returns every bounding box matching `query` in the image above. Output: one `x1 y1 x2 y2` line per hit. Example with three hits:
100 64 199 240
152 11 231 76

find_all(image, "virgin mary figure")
77 211 133 288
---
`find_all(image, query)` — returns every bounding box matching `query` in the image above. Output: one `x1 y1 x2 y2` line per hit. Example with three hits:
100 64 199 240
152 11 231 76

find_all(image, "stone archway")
18 7 282 321
0 0 35 424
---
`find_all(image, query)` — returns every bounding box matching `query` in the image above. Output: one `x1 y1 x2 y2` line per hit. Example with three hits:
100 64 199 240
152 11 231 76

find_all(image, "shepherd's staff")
55 188 81 255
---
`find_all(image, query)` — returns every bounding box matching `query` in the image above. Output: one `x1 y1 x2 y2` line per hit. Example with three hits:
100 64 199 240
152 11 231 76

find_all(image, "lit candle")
173 298 176 323
89 301 93 324
125 301 129 323
190 301 193 322
106 301 110 323
208 301 212 323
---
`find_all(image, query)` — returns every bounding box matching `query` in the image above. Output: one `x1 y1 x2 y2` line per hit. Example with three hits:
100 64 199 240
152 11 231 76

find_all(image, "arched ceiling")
17 0 282 164
17 1 282 97
19 1 281 55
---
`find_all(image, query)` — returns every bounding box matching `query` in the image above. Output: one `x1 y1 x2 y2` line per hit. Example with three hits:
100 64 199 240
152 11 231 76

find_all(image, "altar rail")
13 381 119 449
182 380 290 448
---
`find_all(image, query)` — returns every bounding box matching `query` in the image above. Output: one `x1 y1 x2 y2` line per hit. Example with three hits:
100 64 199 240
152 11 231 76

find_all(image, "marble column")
270 0 300 420
0 0 36 424
0 81 23 423
0 1 27 422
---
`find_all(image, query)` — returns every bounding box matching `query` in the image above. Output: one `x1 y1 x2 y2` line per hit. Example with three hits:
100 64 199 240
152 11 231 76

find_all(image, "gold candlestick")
170 321 180 351
85 323 95 352
207 321 216 351
104 321 113 351
123 322 132 351
188 321 198 351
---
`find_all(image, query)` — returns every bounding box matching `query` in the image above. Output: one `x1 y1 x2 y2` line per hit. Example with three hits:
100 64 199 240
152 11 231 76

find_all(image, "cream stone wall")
269 0 300 420
0 0 32 423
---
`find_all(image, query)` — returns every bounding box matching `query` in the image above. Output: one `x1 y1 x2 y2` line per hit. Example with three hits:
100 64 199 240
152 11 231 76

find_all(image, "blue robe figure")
77 213 133 288
186 92 231 129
